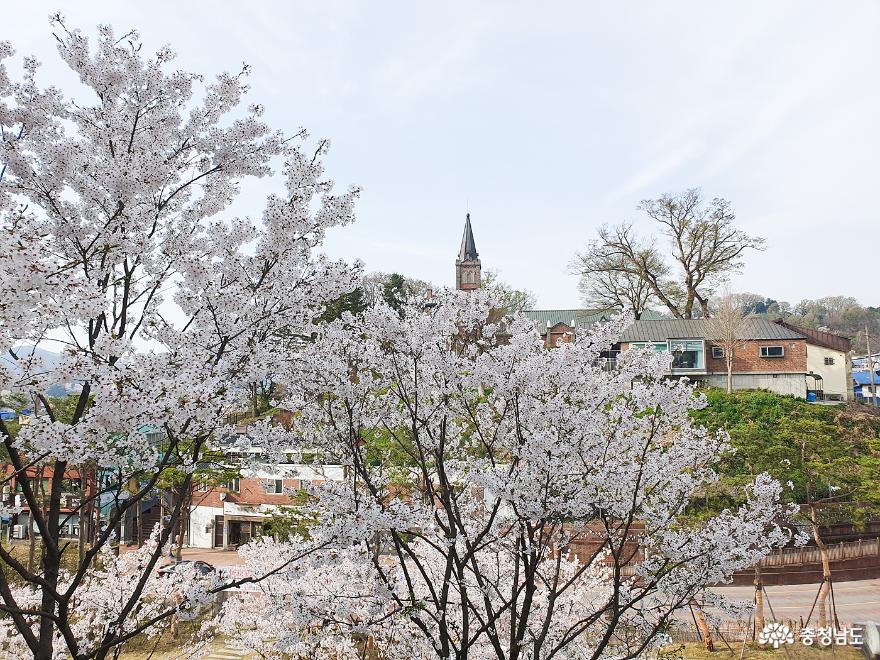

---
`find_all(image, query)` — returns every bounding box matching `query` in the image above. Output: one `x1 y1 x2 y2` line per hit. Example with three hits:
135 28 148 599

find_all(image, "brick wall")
705 339 807 374
191 477 307 509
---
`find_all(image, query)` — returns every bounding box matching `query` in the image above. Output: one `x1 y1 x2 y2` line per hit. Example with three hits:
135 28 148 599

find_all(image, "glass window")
760 346 784 358
823 357 834 366
670 340 704 369
711 346 724 359
225 478 240 493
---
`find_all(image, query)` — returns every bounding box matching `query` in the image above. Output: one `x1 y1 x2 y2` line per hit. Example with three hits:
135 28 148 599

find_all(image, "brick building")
618 318 813 397
187 464 346 549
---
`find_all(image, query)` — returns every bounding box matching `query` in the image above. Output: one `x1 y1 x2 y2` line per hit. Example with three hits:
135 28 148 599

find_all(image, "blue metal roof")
852 371 880 385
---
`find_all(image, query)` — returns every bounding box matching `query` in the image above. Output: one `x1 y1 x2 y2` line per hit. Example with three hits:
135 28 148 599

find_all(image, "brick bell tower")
455 213 481 291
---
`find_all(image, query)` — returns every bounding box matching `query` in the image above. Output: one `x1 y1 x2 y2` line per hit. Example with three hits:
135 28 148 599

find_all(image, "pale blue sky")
6 2 879 308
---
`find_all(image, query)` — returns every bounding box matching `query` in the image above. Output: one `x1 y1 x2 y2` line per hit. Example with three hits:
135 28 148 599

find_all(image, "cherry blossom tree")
0 17 358 659
214 291 795 660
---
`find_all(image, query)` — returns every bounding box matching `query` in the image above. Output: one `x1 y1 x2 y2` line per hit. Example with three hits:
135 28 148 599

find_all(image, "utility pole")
868 325 877 407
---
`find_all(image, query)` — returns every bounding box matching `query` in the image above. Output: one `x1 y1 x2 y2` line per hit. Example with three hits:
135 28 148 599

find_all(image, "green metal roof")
619 318 806 343
522 308 666 332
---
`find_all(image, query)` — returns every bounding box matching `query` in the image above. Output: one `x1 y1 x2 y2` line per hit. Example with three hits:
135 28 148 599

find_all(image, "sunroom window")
669 340 704 369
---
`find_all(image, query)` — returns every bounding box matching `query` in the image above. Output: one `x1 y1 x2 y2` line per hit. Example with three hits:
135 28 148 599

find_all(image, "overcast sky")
6 2 879 309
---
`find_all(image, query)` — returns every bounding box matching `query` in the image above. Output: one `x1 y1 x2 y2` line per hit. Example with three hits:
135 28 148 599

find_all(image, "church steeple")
456 213 481 291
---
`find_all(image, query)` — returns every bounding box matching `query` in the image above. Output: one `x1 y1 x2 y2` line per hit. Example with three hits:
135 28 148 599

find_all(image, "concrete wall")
806 344 851 401
705 373 807 398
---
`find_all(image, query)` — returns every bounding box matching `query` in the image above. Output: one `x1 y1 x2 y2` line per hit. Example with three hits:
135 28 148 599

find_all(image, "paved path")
121 545 245 567
709 578 880 623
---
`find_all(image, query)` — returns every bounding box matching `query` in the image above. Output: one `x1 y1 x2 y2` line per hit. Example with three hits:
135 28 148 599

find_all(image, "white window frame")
265 479 283 494
225 478 240 493
760 345 784 358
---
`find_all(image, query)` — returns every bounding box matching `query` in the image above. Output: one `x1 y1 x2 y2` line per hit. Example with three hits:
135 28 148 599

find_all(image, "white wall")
805 344 850 401
188 505 223 548
706 373 807 398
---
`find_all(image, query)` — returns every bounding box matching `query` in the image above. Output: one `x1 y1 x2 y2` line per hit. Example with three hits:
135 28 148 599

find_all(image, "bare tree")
570 253 656 319
574 189 765 319
481 268 537 313
708 291 749 393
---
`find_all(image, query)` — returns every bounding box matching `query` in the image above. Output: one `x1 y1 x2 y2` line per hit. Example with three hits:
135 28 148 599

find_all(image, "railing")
758 537 879 567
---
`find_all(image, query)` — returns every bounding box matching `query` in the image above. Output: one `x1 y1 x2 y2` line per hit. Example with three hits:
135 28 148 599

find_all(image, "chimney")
425 288 433 301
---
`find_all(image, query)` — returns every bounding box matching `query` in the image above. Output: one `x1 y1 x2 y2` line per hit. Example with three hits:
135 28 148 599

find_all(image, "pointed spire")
458 213 478 261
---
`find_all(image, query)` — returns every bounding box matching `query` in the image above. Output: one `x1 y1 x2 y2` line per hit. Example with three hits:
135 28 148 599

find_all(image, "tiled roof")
619 318 806 342
522 308 666 332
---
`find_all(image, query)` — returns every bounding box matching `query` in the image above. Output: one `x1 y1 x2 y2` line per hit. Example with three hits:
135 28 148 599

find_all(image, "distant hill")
0 346 62 373
1 346 72 396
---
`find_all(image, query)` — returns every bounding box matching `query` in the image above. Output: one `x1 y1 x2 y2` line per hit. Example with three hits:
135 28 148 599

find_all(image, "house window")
760 346 784 358
197 481 209 492
670 340 705 369
824 357 834 366
711 346 725 359
265 479 283 494
224 478 240 493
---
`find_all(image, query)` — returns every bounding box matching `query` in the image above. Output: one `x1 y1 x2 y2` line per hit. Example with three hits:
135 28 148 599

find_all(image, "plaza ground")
709 579 880 624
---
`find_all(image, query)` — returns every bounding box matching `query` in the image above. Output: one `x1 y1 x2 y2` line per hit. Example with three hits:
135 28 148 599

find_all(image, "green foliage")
317 287 367 323
382 273 411 316
690 389 880 523
263 502 313 540
155 440 240 491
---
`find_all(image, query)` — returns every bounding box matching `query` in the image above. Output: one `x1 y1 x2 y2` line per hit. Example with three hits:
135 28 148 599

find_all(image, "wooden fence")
758 537 880 568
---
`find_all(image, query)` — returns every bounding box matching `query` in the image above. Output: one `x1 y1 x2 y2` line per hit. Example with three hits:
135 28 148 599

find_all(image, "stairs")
199 643 250 660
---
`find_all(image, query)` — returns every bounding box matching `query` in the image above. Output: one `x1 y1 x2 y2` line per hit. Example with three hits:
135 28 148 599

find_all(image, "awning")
225 515 267 523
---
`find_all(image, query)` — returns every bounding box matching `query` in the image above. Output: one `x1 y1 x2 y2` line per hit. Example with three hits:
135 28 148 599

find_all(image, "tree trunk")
27 510 37 573
809 503 831 628
694 607 715 652
753 565 765 638
175 487 190 562
726 357 734 394
27 468 46 573
136 498 143 547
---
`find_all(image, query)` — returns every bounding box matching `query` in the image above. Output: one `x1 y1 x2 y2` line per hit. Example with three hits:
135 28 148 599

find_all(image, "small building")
187 464 346 549
773 321 852 401
618 318 811 397
853 370 880 405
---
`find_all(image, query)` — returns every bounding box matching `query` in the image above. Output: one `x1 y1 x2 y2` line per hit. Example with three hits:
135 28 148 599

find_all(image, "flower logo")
759 623 795 648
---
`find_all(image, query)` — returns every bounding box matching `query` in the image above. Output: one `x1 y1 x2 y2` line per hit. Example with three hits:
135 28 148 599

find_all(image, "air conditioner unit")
11 525 26 539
